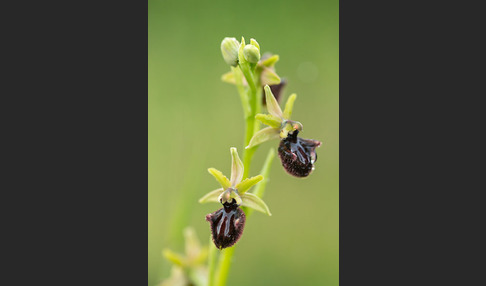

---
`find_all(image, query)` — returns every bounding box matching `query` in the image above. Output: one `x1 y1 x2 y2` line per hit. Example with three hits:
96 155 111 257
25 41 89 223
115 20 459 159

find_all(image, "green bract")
246 85 302 149
198 147 272 216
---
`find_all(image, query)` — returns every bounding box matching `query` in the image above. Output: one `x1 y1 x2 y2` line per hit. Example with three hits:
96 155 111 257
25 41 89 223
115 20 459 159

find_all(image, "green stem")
212 61 270 286
207 237 218 286
243 148 275 216
214 247 235 286
233 67 250 118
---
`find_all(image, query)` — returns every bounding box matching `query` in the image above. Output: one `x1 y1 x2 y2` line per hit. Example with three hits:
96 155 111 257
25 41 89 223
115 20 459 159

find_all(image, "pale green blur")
149 0 338 285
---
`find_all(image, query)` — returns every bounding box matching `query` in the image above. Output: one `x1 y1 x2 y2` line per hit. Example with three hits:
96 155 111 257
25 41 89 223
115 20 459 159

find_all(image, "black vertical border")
22 0 151 284
340 1 483 285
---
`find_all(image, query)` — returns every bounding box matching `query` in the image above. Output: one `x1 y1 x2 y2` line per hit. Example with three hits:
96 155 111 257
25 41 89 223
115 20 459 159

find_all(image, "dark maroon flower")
278 130 322 177
205 199 246 249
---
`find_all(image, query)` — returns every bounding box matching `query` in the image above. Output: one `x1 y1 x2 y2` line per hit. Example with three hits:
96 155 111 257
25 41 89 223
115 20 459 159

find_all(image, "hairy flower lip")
278 130 322 177
206 199 246 250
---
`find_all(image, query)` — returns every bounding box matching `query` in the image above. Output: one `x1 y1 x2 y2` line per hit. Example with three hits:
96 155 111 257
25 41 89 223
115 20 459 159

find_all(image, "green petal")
261 68 281 86
230 147 244 186
198 188 224 204
163 249 185 266
236 175 263 194
255 113 282 128
184 227 202 259
207 168 231 190
264 85 283 118
221 71 236 84
250 38 260 51
283 93 297 119
240 192 272 216
261 54 279 67
246 127 280 149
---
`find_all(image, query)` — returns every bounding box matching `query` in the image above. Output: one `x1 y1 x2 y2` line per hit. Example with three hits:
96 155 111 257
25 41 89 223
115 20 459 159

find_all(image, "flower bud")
278 130 322 177
243 44 261 64
221 37 240 67
206 199 246 249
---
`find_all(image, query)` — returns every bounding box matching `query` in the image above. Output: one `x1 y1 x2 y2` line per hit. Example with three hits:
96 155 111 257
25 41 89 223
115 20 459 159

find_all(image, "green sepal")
250 38 260 51
183 227 207 264
246 126 280 149
283 93 297 119
264 85 283 118
240 192 272 216
198 188 224 204
207 168 231 190
255 113 282 128
163 249 185 267
221 71 236 85
261 68 281 86
261 54 279 67
230 147 244 186
238 37 247 65
236 175 263 194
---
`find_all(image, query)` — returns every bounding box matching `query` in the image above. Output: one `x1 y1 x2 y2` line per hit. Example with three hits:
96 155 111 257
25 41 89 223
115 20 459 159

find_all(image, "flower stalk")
162 36 322 286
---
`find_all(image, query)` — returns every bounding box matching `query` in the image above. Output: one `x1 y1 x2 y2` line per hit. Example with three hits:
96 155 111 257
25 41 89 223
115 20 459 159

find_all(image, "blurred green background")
148 0 338 285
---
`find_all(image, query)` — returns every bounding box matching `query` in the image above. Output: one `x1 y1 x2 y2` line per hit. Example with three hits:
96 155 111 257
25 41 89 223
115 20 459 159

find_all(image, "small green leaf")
236 175 263 194
246 126 280 149
240 192 272 216
261 68 281 86
163 249 185 266
221 71 236 84
230 147 244 186
261 54 279 67
283 93 297 119
208 168 231 190
255 113 282 128
198 188 224 204
264 85 283 118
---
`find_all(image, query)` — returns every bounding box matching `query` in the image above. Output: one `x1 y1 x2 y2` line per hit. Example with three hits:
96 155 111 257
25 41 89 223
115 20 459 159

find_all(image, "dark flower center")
278 130 322 177
206 199 246 249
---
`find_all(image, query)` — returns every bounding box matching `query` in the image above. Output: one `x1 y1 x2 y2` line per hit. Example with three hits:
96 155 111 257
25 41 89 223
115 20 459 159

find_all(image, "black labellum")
278 130 322 177
205 199 246 249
